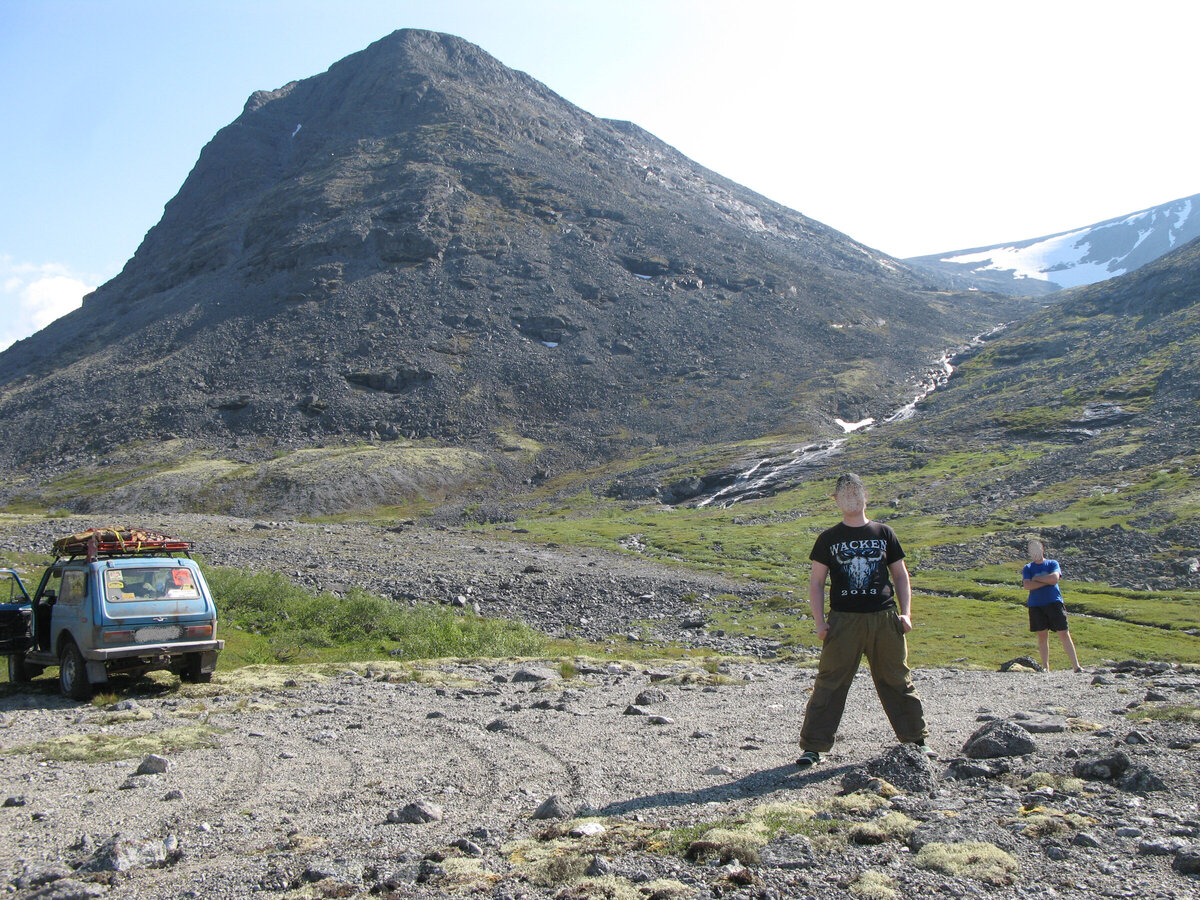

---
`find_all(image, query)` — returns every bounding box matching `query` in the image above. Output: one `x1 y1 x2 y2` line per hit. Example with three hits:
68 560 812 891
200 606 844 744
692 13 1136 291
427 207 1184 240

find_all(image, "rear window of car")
104 567 201 603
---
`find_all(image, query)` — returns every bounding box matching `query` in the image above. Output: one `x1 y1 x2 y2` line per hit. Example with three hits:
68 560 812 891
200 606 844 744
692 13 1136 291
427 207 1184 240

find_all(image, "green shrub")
201 565 548 664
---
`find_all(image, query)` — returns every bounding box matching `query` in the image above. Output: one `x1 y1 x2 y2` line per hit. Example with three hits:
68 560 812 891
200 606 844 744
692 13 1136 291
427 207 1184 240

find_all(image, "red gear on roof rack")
52 528 193 561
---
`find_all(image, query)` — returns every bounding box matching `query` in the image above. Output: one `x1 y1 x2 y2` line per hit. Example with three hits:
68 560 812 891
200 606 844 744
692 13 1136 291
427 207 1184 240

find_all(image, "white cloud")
0 256 96 352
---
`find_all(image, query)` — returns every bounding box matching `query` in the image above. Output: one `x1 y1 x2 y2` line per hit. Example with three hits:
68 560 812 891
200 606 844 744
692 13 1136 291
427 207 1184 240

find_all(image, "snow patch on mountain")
907 192 1200 295
940 228 1116 288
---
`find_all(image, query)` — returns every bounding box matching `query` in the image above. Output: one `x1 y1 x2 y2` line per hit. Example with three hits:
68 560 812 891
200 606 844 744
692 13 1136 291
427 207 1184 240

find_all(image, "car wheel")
7 652 30 683
181 654 212 684
59 640 92 700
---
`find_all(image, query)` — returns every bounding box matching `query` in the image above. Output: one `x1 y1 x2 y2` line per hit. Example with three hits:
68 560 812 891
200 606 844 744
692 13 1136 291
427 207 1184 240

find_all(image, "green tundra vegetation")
485 433 1200 669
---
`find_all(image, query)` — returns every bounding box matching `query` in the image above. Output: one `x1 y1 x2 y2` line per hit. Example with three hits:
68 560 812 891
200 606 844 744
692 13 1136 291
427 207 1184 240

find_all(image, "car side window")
40 569 63 602
61 570 87 604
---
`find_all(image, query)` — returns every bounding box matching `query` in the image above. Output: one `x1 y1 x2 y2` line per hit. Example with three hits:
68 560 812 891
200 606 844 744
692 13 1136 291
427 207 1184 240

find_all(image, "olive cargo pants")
799 608 928 752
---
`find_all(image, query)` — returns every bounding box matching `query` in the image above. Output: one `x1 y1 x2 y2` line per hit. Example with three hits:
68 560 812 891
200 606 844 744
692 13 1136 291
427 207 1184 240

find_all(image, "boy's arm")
1029 563 1061 586
809 562 830 640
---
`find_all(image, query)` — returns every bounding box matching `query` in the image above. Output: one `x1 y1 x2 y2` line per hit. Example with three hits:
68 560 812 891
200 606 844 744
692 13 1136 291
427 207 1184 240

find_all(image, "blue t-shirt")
1023 559 1063 607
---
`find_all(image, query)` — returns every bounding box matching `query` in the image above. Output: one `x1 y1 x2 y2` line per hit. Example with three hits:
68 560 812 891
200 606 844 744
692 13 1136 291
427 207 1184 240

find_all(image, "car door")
0 570 32 654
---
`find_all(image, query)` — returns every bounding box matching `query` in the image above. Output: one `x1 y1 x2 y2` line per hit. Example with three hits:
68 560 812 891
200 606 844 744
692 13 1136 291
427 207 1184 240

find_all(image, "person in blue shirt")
1023 539 1082 672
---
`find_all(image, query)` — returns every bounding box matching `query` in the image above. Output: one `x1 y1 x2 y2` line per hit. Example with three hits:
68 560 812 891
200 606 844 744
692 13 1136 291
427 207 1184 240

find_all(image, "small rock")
1173 846 1200 875
1012 713 1067 734
865 744 936 793
1139 837 1190 856
532 795 574 820
135 754 170 776
962 720 1037 759
1073 750 1132 781
416 860 446 883
1118 765 1168 793
485 719 512 732
635 688 668 706
999 656 1044 673
946 758 1010 780
1071 831 1103 849
512 666 557 683
77 833 169 873
387 801 443 825
451 838 484 857
586 855 612 876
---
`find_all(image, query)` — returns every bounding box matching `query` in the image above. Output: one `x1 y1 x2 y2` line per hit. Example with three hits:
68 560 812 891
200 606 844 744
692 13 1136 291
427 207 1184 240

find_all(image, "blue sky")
2 0 1198 350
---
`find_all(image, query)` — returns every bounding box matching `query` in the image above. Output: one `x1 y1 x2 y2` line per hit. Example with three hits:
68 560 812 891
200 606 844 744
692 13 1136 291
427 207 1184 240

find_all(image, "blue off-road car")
2 529 223 699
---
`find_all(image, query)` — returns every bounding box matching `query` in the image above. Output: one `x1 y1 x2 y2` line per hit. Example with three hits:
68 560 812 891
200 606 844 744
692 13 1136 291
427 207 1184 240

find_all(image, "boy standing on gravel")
1023 539 1082 672
795 474 929 770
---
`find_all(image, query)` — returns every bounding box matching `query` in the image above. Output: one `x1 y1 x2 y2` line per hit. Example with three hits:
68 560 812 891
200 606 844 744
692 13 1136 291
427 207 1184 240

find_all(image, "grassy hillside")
485 450 1200 668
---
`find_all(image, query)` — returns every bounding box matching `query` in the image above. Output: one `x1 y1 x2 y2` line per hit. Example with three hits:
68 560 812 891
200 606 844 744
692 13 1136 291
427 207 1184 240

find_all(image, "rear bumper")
84 640 224 662
83 640 224 683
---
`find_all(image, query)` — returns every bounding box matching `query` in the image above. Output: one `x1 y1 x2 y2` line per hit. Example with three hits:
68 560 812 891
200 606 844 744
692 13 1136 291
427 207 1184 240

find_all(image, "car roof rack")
52 528 193 562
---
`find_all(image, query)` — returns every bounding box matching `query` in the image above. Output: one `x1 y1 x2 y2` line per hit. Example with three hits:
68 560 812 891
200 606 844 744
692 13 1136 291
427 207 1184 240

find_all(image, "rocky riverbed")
1 515 1199 900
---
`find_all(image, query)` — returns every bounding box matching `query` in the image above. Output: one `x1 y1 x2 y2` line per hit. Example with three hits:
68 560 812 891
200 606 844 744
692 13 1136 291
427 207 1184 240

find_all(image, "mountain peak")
0 29 1013 514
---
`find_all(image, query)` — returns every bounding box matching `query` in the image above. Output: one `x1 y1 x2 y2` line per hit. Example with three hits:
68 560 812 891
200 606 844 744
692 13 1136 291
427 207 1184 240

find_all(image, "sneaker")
795 750 821 770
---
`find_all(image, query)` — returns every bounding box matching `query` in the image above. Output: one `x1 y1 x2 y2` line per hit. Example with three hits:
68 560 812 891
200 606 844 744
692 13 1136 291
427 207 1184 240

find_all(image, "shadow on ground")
596 762 856 817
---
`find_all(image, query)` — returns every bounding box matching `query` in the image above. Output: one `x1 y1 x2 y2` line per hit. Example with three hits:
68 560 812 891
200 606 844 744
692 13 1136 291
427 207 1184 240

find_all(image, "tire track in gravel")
419 713 587 817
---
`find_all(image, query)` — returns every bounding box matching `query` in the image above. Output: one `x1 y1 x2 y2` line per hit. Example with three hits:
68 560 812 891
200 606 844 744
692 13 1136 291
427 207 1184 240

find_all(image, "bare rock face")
0 29 1012 515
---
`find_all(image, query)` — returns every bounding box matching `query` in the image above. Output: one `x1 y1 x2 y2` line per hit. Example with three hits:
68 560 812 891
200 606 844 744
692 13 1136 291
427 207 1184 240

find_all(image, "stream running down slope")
691 328 1005 508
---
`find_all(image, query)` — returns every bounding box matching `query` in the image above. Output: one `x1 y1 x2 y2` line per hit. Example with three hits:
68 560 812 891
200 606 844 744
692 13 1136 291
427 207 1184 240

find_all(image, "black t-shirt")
809 520 905 613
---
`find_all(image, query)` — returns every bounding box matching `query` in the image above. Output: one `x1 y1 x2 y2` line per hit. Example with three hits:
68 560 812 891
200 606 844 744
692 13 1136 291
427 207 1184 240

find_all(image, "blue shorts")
1029 603 1069 633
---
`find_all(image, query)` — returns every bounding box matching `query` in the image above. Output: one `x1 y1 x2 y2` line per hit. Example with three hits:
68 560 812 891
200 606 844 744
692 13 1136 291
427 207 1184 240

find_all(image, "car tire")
181 654 213 684
59 640 92 700
7 652 31 683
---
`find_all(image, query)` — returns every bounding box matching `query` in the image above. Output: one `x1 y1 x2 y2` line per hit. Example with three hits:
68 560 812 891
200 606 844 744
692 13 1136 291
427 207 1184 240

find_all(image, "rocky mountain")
0 29 1029 514
912 234 1200 449
906 192 1200 296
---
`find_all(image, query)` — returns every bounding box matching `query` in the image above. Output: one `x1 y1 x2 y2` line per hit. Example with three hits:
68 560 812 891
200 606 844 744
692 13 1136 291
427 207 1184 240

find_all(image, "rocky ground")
1 516 1200 900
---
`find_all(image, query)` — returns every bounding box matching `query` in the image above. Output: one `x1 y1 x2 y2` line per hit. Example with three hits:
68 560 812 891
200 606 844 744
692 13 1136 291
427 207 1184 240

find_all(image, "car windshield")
104 567 201 603
1 571 29 604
